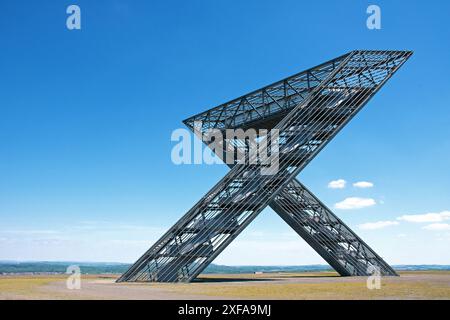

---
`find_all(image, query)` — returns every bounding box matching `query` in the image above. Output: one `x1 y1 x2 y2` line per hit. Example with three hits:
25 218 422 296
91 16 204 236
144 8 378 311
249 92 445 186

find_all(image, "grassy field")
0 275 64 299
1 271 449 300
0 275 103 300
154 271 450 300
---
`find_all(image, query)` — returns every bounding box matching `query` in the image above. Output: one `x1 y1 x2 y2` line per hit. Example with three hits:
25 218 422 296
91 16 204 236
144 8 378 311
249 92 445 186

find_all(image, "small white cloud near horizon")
359 220 399 230
328 179 346 189
397 210 450 223
353 181 374 188
422 223 450 231
334 197 376 210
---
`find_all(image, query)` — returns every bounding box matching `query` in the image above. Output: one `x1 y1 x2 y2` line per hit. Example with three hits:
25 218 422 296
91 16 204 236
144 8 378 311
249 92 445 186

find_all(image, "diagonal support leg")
272 179 398 276
216 149 396 275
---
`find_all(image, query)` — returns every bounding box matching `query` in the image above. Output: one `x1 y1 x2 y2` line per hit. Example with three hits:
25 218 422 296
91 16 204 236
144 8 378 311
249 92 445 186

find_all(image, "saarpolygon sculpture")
118 50 412 283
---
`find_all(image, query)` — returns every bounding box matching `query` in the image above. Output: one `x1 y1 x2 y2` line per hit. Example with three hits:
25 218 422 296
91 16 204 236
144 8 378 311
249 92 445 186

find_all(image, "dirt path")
39 277 228 300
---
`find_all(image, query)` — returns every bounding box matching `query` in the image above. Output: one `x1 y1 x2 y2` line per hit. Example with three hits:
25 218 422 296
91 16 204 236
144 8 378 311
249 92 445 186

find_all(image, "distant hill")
205 264 334 274
0 261 130 275
0 261 449 275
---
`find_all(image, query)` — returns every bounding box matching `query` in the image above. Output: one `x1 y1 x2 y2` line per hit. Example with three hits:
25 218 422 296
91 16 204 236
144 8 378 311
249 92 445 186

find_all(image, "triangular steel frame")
118 50 412 282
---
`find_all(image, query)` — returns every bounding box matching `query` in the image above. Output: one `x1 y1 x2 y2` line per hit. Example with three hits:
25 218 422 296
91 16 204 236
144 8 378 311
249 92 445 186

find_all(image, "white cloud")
422 223 450 231
397 211 450 223
328 179 346 189
334 197 376 210
353 181 374 188
359 220 399 230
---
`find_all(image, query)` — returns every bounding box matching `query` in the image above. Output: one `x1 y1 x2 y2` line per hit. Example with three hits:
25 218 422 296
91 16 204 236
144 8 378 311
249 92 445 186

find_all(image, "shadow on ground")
193 277 275 283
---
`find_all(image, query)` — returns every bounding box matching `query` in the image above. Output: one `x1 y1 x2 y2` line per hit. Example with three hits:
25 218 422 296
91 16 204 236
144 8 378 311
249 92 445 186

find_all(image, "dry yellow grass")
160 279 448 300
0 275 110 300
0 271 449 300
0 276 63 299
152 271 450 300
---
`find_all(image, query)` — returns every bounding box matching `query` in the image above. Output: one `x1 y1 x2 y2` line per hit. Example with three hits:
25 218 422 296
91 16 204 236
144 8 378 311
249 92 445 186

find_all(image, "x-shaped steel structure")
118 50 412 282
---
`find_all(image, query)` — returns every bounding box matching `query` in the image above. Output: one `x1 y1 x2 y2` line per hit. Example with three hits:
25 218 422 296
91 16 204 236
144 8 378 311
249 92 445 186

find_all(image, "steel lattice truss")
118 50 412 282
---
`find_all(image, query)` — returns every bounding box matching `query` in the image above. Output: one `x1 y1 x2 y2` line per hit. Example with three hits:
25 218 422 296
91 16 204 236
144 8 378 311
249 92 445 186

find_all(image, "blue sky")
0 0 449 265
